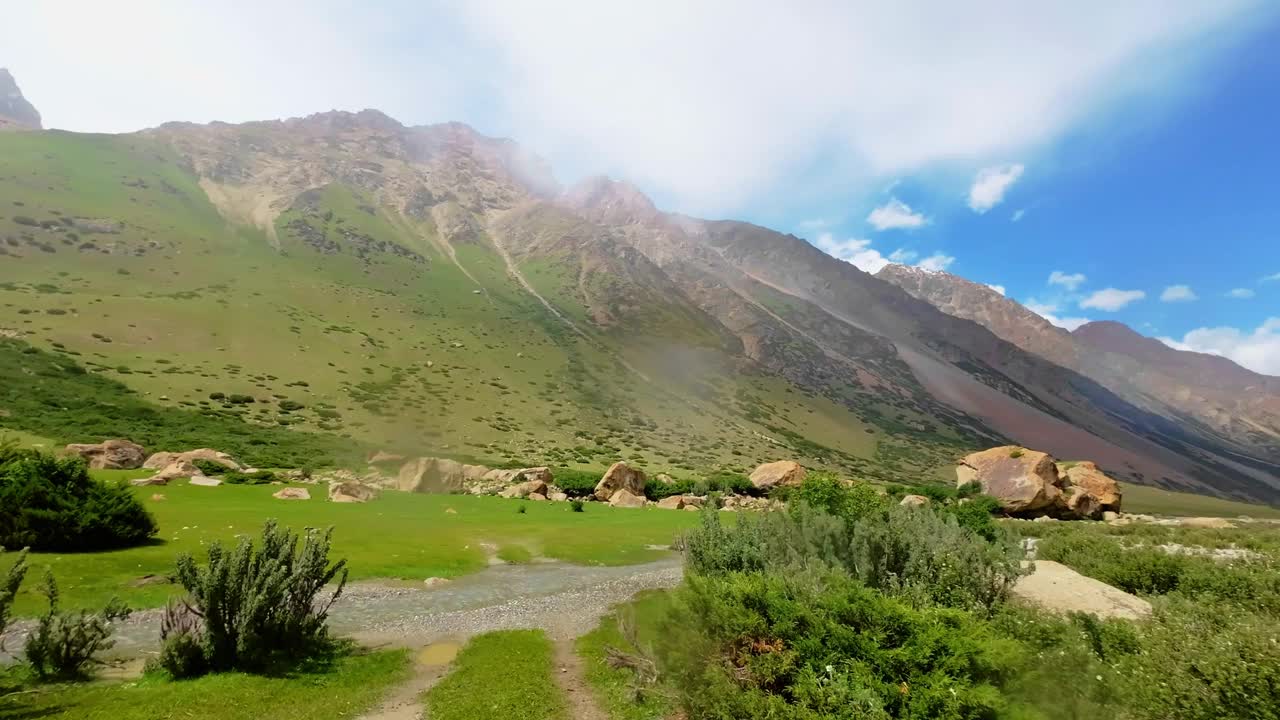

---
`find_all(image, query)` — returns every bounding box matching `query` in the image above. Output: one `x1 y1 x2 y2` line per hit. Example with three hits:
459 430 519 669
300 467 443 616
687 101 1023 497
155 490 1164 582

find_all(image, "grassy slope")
1120 482 1280 519
0 130 912 481
13 481 699 616
0 649 409 720
425 630 566 720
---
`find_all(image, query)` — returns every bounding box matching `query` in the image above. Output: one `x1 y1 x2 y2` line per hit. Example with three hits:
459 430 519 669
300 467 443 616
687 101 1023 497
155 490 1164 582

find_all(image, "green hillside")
0 130 969 480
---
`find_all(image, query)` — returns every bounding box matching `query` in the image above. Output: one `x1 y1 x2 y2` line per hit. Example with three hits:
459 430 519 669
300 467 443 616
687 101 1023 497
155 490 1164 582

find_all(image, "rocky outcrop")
748 461 806 492
329 480 378 503
397 457 467 493
273 487 311 500
594 461 647 502
143 449 241 471
499 479 549 499
899 494 931 508
0 69 41 130
656 496 686 510
957 447 1121 519
133 459 203 485
64 439 146 469
1012 560 1151 620
608 488 647 508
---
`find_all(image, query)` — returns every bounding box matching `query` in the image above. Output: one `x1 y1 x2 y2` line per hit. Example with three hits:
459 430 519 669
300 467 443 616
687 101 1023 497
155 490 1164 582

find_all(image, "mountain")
878 264 1280 499
0 69 41 130
1 99 1277 503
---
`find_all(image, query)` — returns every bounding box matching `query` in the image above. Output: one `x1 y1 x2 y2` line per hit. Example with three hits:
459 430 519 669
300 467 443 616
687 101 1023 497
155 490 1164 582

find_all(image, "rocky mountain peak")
0 69 42 130
560 175 659 223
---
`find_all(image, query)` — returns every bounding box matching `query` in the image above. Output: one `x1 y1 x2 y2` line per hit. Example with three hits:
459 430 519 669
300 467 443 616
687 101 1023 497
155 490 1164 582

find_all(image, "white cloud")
797 218 830 231
917 253 956 272
968 163 1025 213
1011 209 1026 222
1026 301 1091 331
1159 284 1197 302
888 248 918 263
1048 271 1087 291
1227 288 1256 299
1159 318 1280 375
4 2 1254 215
867 198 927 231
987 284 1007 296
813 233 890 273
1080 288 1145 311
1263 272 1280 282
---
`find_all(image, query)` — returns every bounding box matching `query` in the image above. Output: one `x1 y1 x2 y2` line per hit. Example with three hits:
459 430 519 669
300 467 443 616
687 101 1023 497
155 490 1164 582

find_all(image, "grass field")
576 590 677 720
425 630 566 720
0 649 409 720
1120 481 1280 519
10 480 701 616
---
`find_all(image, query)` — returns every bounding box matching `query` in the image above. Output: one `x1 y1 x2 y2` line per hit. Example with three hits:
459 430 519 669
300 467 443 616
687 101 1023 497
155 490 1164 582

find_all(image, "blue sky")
4 1 1278 372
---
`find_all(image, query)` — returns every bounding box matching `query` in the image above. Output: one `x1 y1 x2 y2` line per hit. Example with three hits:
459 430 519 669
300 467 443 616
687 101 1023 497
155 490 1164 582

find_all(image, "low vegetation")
425 630 566 720
0 441 156 551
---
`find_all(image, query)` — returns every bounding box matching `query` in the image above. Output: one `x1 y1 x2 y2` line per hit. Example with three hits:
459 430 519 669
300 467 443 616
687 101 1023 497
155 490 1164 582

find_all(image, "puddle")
417 641 460 666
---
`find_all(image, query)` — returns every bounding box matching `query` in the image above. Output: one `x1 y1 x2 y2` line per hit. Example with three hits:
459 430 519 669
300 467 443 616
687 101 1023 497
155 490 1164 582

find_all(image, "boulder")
189 476 222 487
528 493 548 502
656 473 676 485
684 505 700 512
398 457 468 493
608 488 647 508
1060 464 1122 518
656 495 686 510
146 459 204 484
748 461 806 492
273 487 310 500
1178 516 1236 529
548 492 569 502
329 481 378 503
64 439 146 469
899 494 931 508
682 495 706 509
1012 560 1152 620
143 449 241 471
594 462 647 502
499 479 549 499
367 450 405 465
462 464 491 481
956 447 1062 514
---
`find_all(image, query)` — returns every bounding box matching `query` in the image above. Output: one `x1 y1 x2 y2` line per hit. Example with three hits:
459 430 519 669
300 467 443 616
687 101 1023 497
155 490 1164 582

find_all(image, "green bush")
166 520 348 675
0 445 157 551
191 458 230 476
644 477 693 500
221 470 278 485
25 571 130 680
793 473 885 522
658 569 1024 720
570 500 585 513
551 467 599 498
942 495 1003 542
0 549 28 642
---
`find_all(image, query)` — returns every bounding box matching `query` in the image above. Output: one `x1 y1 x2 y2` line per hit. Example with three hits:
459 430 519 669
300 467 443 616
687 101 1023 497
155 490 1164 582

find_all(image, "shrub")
25 571 130 680
644 477 693 500
166 520 348 675
943 495 1003 542
0 445 157 551
191 458 230 476
227 394 255 405
221 470 277 485
552 467 600 498
517 504 527 514
0 549 28 643
793 473 885 522
570 500 585 513
658 569 1023 720
1009 448 1024 458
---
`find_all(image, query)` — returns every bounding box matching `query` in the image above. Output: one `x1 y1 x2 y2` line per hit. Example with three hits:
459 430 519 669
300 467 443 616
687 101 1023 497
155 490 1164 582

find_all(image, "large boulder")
748 461 806 492
499 479 549 499
608 488 647 508
140 459 205 485
273 487 311 500
329 481 378 503
956 447 1062 515
594 462 647 502
656 496 686 510
1059 463 1122 519
397 457 468 493
65 439 146 469
899 494 931 509
1012 560 1151 620
143 449 241 471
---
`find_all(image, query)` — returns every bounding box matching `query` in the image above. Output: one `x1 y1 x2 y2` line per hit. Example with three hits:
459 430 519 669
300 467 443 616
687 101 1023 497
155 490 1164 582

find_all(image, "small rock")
656 496 686 510
528 493 548 501
422 577 451 588
608 488 647 508
189 476 222 487
149 493 166 501
899 494 930 508
548 492 569 502
273 487 311 500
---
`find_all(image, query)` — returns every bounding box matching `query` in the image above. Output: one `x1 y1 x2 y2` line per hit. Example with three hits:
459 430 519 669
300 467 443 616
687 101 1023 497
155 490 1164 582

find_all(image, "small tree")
25 571 130 680
0 548 28 646
166 520 348 675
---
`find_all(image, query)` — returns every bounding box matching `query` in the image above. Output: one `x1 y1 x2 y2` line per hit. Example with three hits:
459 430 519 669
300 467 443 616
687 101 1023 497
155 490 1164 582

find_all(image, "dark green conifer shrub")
25 571 130 680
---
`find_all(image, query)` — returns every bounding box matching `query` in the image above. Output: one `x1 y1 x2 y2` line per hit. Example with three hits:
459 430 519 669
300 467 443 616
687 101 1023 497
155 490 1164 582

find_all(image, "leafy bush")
570 500 585 513
25 572 130 680
644 477 693 501
0 549 28 642
165 520 348 675
793 473 885 522
517 505 527 514
221 469 277 485
942 495 1003 542
191 458 230 476
551 468 600 498
0 445 156 551
658 569 1024 720
703 471 756 496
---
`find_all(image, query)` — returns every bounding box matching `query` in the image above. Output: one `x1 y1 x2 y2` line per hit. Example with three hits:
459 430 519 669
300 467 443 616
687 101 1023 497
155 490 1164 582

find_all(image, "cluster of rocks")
956 446 1121 520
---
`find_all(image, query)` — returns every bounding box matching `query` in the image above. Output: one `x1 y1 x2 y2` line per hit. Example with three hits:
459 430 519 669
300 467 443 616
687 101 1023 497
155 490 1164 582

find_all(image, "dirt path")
356 658 450 720
552 636 610 720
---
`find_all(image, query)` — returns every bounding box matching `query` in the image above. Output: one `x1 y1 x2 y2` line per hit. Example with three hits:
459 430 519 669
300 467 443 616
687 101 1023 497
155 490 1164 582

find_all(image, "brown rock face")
143 449 241 471
656 496 686 510
499 479 549 499
397 457 467 493
273 487 311 500
608 488 647 508
329 481 378 503
957 447 1061 514
594 461 647 501
748 461 806 492
64 439 146 469
899 494 931 508
1061 463 1122 517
